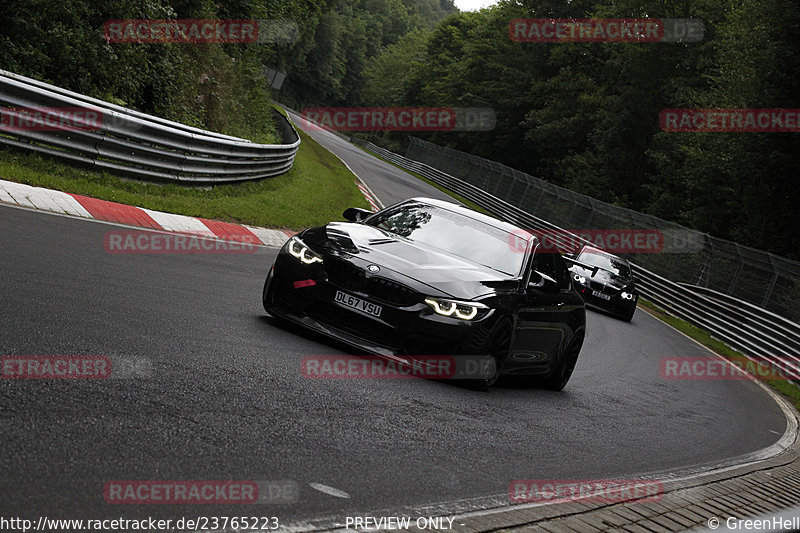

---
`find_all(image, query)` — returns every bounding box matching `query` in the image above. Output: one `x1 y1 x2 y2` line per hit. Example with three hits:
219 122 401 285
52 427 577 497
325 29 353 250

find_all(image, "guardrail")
351 137 800 381
0 69 300 183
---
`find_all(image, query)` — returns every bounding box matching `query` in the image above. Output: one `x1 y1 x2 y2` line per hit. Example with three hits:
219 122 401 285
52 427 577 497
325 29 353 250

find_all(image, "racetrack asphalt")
0 196 786 528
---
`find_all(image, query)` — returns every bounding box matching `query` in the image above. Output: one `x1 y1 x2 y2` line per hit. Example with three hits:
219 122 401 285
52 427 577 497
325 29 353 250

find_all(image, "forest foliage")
1 0 798 258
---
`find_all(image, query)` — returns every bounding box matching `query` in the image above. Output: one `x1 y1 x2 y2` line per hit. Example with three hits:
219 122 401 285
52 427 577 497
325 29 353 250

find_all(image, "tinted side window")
532 250 571 289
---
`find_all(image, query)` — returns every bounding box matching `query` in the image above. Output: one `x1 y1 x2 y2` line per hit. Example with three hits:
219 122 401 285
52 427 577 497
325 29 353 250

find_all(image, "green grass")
639 299 800 411
351 143 492 216
0 113 369 231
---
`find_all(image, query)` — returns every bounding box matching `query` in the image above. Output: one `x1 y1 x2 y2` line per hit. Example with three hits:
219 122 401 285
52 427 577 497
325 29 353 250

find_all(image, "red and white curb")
355 180 381 212
0 179 293 247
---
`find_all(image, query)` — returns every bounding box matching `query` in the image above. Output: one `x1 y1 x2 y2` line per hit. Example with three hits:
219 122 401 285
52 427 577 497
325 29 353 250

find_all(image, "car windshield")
367 203 524 276
578 250 633 280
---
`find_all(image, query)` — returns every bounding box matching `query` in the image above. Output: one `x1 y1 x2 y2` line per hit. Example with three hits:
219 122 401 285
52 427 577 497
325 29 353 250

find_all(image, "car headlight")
287 237 323 265
573 273 586 284
424 298 487 321
621 291 636 300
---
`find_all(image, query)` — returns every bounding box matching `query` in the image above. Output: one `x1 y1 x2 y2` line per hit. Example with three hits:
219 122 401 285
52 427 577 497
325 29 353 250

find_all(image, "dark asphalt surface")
0 124 789 529
0 205 787 528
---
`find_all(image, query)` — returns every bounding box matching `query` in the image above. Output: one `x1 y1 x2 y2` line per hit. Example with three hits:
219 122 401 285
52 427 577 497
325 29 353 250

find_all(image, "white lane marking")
142 208 215 236
309 482 351 499
769 430 781 435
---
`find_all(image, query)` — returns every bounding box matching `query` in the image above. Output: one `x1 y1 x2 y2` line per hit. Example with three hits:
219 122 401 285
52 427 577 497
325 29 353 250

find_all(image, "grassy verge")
639 299 800 412
0 111 368 230
351 143 491 216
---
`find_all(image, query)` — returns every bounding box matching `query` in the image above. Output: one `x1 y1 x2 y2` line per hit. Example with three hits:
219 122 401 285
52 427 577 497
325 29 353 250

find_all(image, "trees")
358 0 800 259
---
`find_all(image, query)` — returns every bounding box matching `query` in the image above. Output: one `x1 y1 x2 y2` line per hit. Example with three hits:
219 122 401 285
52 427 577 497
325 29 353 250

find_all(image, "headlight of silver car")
573 273 587 284
287 237 323 265
424 298 487 321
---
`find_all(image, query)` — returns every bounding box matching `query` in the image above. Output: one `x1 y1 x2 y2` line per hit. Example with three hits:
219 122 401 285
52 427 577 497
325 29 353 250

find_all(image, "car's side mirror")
528 271 559 294
343 207 373 222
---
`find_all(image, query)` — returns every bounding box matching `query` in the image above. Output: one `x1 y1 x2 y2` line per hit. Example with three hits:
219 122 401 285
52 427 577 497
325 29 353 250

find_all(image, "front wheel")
466 318 512 391
542 333 584 391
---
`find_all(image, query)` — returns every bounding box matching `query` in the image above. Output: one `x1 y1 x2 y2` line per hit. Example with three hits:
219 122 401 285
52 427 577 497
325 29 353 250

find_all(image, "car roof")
405 197 533 239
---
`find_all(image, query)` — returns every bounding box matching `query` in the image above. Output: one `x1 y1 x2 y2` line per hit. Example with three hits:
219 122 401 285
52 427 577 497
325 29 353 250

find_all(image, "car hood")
303 222 517 300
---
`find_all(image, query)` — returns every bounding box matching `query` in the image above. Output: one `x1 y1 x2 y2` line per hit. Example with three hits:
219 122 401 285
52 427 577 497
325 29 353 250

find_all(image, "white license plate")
592 290 611 301
335 290 382 317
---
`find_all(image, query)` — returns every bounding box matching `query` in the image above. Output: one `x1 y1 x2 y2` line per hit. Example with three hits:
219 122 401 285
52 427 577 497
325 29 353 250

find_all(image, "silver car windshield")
367 203 525 276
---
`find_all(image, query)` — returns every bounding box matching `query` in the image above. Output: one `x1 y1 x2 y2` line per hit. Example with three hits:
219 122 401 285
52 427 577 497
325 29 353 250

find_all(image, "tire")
466 318 512 391
622 305 635 322
542 333 584 391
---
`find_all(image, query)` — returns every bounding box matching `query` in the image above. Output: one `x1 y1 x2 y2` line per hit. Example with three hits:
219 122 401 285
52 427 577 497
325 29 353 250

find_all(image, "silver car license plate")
592 290 611 301
335 290 382 317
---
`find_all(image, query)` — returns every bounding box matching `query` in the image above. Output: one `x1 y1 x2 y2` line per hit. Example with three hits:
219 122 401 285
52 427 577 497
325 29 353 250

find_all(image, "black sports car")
263 198 586 390
566 245 639 322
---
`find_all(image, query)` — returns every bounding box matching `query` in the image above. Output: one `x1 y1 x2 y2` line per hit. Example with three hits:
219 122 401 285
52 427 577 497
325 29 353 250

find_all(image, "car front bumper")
264 254 499 360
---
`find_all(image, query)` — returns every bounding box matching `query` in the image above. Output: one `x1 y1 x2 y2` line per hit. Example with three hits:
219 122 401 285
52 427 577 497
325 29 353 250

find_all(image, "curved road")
0 124 788 529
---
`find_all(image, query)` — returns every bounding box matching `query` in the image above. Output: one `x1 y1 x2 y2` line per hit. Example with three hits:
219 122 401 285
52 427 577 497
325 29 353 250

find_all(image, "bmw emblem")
367 265 380 273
